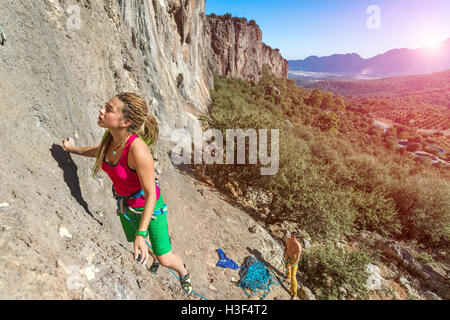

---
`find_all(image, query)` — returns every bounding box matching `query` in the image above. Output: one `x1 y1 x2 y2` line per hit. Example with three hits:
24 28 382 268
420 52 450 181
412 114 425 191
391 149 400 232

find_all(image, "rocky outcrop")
299 286 316 300
0 0 293 300
206 15 289 81
116 2 289 135
374 238 450 299
366 263 385 291
117 0 213 136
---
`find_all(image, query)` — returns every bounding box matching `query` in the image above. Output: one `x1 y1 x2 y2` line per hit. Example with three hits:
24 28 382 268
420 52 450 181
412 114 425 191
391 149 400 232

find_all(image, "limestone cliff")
117 0 213 136
116 2 289 136
206 14 289 81
0 0 288 300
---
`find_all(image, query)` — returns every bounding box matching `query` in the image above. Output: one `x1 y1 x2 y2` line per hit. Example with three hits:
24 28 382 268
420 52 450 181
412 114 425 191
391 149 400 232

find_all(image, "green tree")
321 93 335 110
316 111 339 134
389 176 450 247
333 97 346 112
307 89 324 108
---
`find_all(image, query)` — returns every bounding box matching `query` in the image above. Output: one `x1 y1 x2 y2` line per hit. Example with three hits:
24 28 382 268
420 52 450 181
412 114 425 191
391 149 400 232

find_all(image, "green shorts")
119 204 172 256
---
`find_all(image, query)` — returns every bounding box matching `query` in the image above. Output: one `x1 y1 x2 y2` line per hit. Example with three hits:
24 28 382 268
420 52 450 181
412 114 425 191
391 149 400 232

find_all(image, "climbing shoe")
180 268 193 296
149 260 160 274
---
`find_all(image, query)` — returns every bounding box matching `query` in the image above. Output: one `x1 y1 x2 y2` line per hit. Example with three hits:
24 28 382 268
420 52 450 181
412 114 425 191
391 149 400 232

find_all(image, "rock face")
299 286 316 300
0 0 291 300
114 2 289 135
366 264 384 291
375 239 450 299
117 0 213 137
206 15 289 81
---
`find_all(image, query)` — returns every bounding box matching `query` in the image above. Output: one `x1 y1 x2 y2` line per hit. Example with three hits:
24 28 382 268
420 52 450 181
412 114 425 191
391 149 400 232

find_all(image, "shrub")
264 95 275 104
306 89 324 108
388 175 450 247
293 125 314 142
316 111 339 134
300 244 370 299
351 189 401 237
266 166 356 240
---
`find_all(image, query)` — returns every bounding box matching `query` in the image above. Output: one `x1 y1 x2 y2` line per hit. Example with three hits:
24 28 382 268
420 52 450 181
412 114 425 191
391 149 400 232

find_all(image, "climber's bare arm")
62 137 99 157
294 242 302 265
70 145 99 157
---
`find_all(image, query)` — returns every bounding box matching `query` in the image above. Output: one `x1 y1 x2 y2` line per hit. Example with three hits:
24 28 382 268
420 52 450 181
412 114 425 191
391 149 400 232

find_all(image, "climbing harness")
238 258 288 300
113 183 209 300
113 183 167 220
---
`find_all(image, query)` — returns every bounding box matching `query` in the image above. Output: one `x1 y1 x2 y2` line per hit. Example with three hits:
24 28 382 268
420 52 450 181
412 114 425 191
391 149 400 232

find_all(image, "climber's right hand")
134 235 149 266
62 137 74 152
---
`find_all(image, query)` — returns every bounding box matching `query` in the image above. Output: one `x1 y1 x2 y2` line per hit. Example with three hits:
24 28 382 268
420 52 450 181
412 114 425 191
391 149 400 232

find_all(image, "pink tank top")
102 133 160 208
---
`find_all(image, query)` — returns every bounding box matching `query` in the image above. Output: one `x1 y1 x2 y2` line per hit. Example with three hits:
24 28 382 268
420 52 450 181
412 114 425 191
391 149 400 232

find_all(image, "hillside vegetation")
296 70 450 152
194 67 450 298
199 66 450 249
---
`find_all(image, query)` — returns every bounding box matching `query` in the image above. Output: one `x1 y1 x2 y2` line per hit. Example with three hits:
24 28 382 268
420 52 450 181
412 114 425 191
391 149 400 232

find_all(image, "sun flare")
424 37 442 50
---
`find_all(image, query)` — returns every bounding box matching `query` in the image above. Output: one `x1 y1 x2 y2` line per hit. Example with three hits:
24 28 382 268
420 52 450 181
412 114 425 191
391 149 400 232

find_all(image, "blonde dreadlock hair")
91 92 159 178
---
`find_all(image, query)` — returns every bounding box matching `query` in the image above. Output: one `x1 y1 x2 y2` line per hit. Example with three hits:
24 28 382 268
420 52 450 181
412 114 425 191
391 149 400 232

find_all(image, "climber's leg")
290 264 298 297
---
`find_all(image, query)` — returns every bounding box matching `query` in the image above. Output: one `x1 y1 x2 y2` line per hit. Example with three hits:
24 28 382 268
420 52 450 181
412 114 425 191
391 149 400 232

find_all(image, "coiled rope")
238 260 288 300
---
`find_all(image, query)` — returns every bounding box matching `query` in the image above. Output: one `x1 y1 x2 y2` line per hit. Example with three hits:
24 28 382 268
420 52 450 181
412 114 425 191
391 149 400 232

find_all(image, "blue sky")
205 0 450 60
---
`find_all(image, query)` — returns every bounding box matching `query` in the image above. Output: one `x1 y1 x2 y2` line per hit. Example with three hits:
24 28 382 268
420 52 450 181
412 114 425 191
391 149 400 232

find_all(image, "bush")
351 189 401 237
264 95 275 104
266 165 356 240
388 175 450 247
316 111 339 134
300 244 370 299
306 89 324 108
293 125 314 142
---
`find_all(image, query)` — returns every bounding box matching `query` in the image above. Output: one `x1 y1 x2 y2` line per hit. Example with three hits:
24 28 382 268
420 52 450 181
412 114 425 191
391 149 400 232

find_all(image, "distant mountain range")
296 68 450 100
288 37 450 80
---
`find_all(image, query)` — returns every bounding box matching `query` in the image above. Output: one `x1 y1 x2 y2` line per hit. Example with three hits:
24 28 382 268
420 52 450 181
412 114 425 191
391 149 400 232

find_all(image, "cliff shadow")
50 144 103 226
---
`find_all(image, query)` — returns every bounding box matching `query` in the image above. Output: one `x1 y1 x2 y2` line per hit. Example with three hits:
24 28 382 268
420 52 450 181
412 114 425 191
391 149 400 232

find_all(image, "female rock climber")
62 92 192 296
